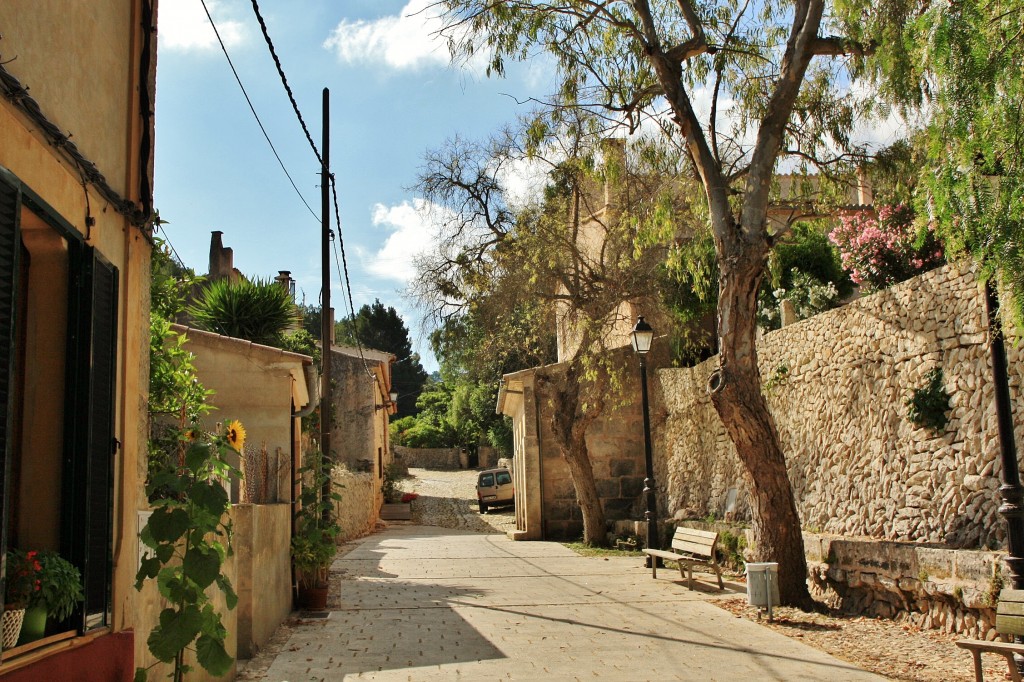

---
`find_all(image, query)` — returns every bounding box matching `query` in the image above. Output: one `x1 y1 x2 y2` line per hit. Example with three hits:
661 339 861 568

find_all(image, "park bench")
642 527 724 591
957 589 1024 681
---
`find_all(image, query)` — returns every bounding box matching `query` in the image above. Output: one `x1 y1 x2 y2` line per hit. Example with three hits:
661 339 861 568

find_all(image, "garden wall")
233 503 291 658
394 446 462 470
659 261 1024 551
332 466 377 542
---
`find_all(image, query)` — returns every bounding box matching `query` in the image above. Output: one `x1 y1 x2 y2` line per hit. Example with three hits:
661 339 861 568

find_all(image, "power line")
199 0 318 222
249 0 323 167
243 2 384 390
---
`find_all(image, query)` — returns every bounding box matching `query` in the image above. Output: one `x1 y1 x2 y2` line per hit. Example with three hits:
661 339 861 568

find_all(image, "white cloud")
497 154 549 210
323 0 450 70
159 0 246 52
365 199 438 282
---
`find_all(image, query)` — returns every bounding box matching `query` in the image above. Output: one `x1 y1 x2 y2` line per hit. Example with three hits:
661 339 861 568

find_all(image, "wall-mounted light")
376 391 400 412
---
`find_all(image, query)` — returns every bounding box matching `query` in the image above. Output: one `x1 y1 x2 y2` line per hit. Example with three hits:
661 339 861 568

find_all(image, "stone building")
326 344 397 522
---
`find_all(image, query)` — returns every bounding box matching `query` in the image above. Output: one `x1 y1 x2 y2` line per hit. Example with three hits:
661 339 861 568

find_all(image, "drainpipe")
293 363 321 420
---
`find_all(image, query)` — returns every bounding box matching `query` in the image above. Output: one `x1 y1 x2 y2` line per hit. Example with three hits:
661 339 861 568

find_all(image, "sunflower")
225 420 246 453
182 428 199 442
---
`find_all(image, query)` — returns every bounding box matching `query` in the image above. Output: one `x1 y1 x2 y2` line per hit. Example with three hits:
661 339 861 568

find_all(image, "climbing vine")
137 237 241 681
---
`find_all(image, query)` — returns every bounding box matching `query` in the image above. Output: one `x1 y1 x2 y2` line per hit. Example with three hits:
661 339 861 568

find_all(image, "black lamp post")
632 316 659 565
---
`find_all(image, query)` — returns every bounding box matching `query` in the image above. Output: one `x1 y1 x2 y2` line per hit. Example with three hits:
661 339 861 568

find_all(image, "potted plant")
18 550 84 645
291 448 340 609
3 549 41 649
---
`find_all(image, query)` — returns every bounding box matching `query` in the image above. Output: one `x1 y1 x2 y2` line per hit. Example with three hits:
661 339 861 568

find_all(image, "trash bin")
746 562 780 609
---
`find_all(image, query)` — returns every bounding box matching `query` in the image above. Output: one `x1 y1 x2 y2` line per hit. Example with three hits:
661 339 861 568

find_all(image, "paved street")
254 507 886 681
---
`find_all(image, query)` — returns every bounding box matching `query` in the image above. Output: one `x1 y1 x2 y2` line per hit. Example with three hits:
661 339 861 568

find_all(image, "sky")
154 0 556 372
153 1 905 373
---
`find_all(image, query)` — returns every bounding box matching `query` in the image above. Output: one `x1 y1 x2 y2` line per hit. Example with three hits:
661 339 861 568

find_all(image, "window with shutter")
0 167 119 639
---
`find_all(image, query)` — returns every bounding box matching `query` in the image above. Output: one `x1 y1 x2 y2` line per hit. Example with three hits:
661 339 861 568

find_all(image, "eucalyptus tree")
413 124 669 545
436 0 879 606
860 0 1024 326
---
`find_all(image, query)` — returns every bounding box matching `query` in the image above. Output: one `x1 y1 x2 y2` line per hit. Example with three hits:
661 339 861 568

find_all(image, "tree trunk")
709 247 812 608
546 364 606 545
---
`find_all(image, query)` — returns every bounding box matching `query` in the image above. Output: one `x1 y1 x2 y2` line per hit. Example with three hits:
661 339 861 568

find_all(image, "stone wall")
478 446 500 470
395 446 463 470
805 533 1003 639
660 262 1023 550
533 355 655 540
332 466 377 542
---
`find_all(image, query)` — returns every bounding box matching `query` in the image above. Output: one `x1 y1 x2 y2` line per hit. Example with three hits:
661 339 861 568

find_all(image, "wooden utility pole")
320 88 332 514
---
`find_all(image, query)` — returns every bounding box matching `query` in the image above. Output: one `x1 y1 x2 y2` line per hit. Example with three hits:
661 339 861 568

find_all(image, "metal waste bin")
746 562 780 614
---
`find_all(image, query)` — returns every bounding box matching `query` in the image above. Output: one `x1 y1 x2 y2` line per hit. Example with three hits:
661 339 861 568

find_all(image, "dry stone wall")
660 261 1023 551
332 466 377 542
394 446 462 470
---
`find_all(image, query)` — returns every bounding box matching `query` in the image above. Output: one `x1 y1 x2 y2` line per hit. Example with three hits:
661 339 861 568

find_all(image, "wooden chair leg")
1003 652 1023 682
677 561 686 581
715 565 724 590
688 564 694 591
651 556 657 579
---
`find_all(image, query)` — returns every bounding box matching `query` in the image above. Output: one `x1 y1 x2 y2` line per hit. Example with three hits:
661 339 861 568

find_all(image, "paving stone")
258 524 884 681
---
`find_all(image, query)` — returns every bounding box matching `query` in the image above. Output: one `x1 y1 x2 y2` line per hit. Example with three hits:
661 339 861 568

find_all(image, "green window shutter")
0 170 21 612
63 246 118 631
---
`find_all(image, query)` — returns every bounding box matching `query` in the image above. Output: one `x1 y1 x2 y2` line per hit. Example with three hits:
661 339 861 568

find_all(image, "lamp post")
632 316 659 565
376 390 400 412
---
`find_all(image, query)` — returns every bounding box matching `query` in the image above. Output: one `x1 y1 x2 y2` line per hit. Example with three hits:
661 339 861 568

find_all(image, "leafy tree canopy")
335 300 429 417
860 0 1024 326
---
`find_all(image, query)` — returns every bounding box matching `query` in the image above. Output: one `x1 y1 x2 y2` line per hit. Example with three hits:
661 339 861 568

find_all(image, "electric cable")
249 0 323 167
199 0 319 222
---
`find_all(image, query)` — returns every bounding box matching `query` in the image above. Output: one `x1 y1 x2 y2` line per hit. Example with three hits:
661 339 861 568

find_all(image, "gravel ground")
240 467 1008 681
394 467 518 536
711 596 1002 682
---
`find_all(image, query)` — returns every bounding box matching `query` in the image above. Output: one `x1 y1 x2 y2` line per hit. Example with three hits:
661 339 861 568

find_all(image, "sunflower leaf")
148 507 190 543
148 606 203 662
191 481 228 519
196 634 233 676
183 547 221 589
185 442 212 473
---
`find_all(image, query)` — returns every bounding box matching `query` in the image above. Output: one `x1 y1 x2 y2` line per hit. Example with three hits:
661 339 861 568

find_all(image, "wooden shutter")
0 170 21 613
63 246 118 631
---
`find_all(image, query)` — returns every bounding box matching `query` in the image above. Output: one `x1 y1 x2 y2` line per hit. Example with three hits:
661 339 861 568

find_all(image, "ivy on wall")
906 368 951 432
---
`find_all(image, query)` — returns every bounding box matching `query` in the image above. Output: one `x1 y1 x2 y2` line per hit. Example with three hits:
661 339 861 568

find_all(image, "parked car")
476 467 514 514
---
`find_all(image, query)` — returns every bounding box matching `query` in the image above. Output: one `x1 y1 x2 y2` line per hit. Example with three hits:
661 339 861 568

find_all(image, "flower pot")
1 608 25 650
297 585 328 610
17 604 47 645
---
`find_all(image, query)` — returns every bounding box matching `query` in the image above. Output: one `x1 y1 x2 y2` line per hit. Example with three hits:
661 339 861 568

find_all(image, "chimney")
856 166 874 207
275 270 295 300
208 231 234 281
601 138 626 210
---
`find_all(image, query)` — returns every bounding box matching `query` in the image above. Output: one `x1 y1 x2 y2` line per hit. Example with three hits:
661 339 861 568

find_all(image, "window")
495 471 512 486
0 167 117 635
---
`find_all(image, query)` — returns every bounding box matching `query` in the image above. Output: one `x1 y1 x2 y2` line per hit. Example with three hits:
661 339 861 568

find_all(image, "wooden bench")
642 527 724 590
957 589 1024 681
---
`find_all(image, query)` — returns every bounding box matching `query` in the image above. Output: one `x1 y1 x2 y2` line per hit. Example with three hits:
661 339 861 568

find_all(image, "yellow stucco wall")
174 326 311 503
0 1 136 194
0 0 155 672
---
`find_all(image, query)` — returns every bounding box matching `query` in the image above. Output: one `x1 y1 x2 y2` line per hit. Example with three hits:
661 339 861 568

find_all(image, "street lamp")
376 390 400 412
632 316 659 565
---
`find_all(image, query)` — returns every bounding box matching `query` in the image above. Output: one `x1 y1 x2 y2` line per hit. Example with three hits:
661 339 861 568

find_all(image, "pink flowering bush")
828 204 944 290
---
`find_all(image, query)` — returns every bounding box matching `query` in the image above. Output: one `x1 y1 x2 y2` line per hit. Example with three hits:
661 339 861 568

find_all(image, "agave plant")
189 277 297 346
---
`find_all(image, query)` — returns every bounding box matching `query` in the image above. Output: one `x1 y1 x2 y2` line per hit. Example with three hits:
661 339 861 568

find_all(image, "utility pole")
320 88 332 517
